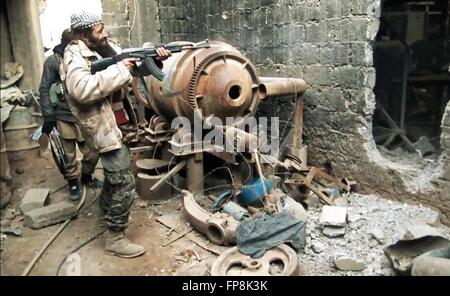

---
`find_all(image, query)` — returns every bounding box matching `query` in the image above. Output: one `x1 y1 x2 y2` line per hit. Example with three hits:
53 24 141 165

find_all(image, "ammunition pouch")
49 82 65 107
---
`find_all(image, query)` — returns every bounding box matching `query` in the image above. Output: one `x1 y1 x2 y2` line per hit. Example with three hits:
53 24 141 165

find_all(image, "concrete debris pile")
176 158 356 276
1 187 77 236
298 194 450 275
161 170 447 276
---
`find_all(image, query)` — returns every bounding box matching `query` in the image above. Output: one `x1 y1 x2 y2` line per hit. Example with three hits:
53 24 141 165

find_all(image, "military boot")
68 179 81 201
105 230 145 258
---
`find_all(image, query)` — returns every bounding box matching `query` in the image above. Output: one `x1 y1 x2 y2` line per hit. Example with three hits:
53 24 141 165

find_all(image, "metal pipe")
149 160 187 192
258 77 307 99
292 94 304 149
187 153 204 193
258 77 306 149
400 49 410 130
254 152 267 196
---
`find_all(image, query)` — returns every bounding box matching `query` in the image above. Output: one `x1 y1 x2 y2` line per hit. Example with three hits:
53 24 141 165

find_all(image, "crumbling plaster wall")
101 0 450 224
101 0 160 47
3 0 45 90
0 1 14 65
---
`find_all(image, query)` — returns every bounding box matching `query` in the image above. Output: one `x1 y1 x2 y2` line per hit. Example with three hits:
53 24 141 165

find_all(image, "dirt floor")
1 148 449 276
0 149 222 276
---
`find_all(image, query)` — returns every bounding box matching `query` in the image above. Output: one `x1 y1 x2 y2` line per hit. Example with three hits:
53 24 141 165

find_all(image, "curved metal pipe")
182 190 237 245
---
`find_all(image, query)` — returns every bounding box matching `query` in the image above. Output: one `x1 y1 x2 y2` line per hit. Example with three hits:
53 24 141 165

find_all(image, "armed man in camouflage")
62 11 171 258
39 29 102 201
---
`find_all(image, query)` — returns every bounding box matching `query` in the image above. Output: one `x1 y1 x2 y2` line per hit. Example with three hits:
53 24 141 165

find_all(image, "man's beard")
89 36 116 58
89 36 107 50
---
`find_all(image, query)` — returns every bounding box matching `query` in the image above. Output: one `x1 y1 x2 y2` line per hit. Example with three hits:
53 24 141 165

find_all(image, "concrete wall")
0 1 14 65
5 0 45 90
101 0 160 47
101 0 450 224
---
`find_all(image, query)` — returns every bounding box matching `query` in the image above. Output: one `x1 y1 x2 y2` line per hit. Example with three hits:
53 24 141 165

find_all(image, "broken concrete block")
414 136 435 157
20 188 50 213
320 205 347 227
411 256 450 276
282 196 308 222
334 257 366 271
347 212 363 223
333 197 348 207
311 241 325 254
425 211 441 226
323 225 346 237
370 227 384 243
404 224 442 239
24 202 77 229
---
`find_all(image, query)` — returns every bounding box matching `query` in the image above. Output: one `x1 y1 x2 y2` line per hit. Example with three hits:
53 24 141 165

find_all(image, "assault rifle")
49 127 67 175
90 40 211 81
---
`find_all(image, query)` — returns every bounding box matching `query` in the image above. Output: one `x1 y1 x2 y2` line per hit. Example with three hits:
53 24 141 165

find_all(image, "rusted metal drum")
136 172 171 201
136 41 261 122
135 158 172 200
3 106 40 152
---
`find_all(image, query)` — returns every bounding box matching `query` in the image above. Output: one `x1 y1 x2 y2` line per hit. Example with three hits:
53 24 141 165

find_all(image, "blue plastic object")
238 178 271 206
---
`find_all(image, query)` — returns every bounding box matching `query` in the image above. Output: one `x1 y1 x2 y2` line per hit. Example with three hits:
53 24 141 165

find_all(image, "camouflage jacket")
61 40 132 153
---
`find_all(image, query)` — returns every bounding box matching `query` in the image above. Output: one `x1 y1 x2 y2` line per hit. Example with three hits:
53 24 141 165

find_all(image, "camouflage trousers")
99 145 136 232
57 121 99 180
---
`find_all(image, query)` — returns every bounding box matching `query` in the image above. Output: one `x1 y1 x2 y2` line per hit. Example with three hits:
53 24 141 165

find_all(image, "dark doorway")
372 0 449 159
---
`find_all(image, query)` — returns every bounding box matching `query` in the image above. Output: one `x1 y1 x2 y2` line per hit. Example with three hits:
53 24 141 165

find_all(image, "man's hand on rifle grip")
155 47 172 61
121 57 140 71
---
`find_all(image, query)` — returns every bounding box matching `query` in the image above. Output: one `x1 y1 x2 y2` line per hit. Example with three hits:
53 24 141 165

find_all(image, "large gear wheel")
211 244 299 276
187 51 259 121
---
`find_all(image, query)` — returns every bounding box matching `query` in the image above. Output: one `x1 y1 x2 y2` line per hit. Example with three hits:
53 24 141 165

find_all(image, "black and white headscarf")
70 10 103 30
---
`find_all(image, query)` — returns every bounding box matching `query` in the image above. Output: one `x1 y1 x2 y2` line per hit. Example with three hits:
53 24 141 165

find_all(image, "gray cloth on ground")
236 211 305 258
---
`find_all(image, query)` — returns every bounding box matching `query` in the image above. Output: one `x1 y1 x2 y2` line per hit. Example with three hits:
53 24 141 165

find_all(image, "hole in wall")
371 0 449 191
372 0 449 158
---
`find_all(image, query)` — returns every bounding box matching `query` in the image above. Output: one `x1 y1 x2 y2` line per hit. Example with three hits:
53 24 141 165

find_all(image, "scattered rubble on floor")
334 256 366 271
404 223 443 239
322 225 346 238
376 145 441 194
298 193 450 276
320 206 347 227
369 227 385 244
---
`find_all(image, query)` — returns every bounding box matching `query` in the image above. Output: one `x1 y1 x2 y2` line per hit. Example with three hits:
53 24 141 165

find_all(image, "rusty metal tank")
135 40 261 122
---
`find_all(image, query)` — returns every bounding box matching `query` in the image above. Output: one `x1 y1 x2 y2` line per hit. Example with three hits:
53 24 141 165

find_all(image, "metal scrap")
284 166 355 205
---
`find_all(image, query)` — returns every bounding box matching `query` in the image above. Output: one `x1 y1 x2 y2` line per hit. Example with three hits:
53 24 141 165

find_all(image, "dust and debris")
299 193 450 276
377 146 442 194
